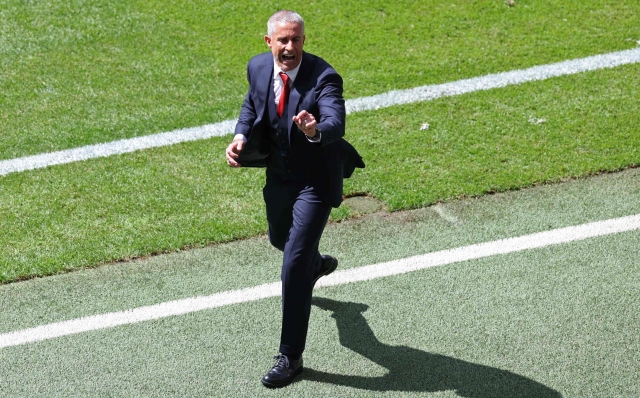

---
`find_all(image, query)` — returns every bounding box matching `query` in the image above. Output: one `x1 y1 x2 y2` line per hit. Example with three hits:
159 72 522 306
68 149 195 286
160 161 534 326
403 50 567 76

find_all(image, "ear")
264 35 272 48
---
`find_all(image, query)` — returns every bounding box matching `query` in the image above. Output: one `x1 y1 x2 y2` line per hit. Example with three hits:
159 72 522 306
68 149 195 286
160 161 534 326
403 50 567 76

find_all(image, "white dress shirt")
235 59 320 143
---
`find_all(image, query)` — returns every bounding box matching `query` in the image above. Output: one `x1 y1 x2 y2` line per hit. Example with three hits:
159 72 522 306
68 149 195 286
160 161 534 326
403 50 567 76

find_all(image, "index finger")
294 110 311 120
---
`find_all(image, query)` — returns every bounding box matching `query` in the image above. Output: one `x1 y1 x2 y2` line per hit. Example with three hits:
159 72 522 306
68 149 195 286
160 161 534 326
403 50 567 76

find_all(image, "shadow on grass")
304 297 561 398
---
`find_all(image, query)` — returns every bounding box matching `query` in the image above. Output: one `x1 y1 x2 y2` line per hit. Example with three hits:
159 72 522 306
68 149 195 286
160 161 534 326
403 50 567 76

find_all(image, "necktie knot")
279 72 290 86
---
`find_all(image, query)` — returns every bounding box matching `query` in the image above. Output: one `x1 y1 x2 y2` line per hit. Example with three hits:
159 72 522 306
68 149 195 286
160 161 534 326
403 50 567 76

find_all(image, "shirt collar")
273 58 302 84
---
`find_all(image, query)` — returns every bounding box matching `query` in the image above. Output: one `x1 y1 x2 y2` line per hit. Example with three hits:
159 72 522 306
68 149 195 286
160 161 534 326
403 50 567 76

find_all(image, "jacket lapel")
254 55 274 124
288 52 315 140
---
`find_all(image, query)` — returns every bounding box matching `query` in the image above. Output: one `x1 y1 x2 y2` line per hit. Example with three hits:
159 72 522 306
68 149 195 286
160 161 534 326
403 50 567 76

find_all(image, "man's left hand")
292 111 317 138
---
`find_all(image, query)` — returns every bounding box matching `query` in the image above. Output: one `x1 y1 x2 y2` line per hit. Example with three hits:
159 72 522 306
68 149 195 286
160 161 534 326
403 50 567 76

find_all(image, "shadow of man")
304 297 561 398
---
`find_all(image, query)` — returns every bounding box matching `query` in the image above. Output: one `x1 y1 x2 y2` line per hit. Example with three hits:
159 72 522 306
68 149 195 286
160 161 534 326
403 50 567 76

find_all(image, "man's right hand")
226 139 245 168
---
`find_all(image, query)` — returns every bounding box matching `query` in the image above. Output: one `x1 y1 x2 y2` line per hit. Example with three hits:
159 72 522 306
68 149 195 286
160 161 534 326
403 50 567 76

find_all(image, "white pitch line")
1 48 640 176
1 213 639 349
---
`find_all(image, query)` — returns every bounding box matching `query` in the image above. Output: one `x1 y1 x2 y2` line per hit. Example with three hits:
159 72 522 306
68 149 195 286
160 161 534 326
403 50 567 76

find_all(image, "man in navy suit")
226 9 362 388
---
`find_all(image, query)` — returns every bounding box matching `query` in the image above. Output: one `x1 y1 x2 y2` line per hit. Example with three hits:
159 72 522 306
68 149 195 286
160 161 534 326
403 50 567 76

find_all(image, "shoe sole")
260 367 303 388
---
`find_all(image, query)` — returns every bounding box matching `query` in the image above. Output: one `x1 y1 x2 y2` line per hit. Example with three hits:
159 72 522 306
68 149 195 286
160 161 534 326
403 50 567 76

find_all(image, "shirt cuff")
234 134 248 143
306 130 321 143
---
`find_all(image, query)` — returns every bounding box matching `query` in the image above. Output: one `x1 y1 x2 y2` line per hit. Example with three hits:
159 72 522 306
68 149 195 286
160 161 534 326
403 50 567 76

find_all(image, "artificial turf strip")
2 0 639 160
1 235 638 396
1 63 640 282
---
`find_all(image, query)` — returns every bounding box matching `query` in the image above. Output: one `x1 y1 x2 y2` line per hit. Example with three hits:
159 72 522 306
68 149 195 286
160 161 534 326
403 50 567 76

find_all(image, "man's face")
264 22 305 72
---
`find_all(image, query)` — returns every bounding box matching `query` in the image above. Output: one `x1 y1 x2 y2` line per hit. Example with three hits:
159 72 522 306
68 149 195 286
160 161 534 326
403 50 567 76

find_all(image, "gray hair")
267 10 305 36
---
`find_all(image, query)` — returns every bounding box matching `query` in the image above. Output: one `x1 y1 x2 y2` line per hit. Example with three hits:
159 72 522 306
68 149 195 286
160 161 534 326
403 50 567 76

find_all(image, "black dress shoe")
312 255 338 286
260 354 303 388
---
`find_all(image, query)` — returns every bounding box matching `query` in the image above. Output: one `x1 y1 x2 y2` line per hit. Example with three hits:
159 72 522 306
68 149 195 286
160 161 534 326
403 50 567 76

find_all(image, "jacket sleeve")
234 65 257 139
314 68 346 147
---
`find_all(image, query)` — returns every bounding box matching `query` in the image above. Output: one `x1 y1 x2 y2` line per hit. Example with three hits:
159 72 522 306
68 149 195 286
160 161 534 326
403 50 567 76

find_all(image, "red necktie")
277 72 290 118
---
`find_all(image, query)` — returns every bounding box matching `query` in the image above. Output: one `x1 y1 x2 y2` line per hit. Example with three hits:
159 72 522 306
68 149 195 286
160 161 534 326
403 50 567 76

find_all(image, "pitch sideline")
1 213 639 349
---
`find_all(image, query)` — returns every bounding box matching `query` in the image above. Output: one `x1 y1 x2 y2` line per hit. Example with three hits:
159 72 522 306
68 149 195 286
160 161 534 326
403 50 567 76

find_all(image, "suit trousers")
263 176 332 357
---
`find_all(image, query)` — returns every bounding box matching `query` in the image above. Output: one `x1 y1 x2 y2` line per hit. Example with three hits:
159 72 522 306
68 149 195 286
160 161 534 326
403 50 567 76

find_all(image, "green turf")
1 0 640 282
2 0 639 159
2 2 639 394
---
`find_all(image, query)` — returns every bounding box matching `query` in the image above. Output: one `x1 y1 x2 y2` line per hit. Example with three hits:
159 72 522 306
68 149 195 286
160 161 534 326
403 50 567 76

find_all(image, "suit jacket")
235 51 364 207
